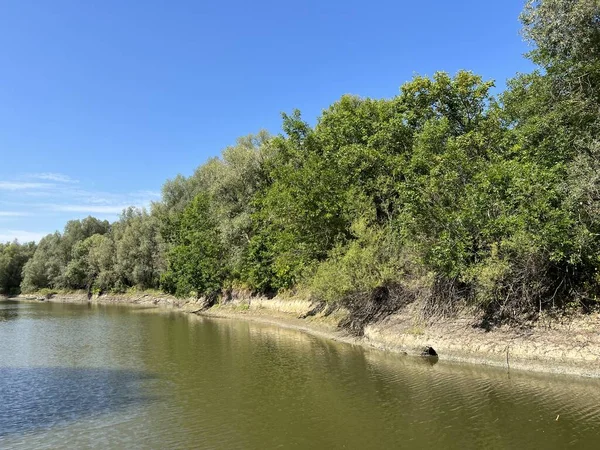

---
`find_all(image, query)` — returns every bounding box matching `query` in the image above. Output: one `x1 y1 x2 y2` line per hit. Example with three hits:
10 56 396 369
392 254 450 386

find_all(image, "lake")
1 300 599 449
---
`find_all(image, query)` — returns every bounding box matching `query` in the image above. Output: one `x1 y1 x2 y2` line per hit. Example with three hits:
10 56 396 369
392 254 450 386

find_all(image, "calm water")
1 300 600 449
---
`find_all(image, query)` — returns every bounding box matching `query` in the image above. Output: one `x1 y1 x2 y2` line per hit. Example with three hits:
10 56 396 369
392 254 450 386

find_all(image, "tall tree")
161 193 225 300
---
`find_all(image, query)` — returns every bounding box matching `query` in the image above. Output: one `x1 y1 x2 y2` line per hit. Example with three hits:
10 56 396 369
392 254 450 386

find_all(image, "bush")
308 220 407 304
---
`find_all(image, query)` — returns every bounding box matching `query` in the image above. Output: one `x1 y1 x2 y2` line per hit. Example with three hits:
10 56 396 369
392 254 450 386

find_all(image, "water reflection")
132 313 598 448
0 301 19 321
0 368 155 437
2 301 600 449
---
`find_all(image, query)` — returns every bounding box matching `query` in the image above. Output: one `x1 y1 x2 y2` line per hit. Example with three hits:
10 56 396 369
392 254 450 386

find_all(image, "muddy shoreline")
4 292 600 378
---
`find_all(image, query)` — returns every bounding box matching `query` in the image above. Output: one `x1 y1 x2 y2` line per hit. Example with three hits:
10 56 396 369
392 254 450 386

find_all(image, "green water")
1 300 599 449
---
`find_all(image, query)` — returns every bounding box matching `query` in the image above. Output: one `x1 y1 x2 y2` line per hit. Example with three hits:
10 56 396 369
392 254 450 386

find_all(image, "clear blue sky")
0 0 534 243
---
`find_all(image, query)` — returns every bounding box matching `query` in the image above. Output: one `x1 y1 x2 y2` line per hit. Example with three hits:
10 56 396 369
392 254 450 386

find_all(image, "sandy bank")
6 292 600 378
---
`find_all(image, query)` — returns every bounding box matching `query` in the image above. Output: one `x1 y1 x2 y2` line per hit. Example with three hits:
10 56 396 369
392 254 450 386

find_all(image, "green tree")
0 241 36 295
21 217 111 292
161 193 225 299
113 208 164 290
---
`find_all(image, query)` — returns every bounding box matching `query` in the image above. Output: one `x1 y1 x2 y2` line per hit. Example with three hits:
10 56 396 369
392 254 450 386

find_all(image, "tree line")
2 0 600 325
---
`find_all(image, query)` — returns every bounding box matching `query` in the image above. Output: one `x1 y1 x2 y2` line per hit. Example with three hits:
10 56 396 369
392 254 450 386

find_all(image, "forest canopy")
2 0 600 326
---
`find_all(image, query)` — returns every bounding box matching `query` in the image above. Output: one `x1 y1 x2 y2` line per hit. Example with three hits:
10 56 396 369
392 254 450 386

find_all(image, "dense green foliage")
160 193 224 299
3 0 600 324
0 241 36 295
18 211 163 295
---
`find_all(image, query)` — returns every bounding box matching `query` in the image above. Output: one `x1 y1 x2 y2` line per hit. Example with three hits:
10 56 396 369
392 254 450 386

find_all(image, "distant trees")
113 208 164 290
21 217 110 292
19 212 163 294
0 241 36 295
3 0 600 324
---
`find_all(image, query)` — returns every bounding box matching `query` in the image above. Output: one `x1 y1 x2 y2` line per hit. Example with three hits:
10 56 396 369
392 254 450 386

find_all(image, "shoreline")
4 292 600 378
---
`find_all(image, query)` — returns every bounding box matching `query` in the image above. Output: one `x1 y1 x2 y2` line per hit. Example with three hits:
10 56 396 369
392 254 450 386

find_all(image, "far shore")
4 291 600 378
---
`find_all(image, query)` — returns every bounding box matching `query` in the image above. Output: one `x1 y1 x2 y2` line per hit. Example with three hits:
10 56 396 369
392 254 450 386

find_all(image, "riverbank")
5 291 600 378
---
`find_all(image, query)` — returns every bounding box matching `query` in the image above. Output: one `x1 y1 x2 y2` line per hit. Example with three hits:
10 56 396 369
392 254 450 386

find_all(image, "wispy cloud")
50 204 131 214
44 189 160 215
0 181 53 190
0 211 30 217
28 172 78 183
0 229 49 243
0 176 162 239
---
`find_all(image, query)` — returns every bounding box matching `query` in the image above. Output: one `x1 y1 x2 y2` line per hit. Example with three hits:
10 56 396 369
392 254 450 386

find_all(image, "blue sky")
0 0 535 243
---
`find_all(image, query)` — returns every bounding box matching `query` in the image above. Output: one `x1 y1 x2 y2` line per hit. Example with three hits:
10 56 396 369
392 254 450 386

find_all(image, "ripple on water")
1 300 600 449
0 367 157 438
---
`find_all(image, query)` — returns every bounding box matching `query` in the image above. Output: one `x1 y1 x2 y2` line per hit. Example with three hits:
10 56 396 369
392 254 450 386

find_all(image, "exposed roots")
478 262 575 330
299 301 326 319
420 276 471 322
338 282 417 336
